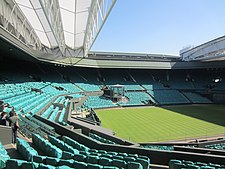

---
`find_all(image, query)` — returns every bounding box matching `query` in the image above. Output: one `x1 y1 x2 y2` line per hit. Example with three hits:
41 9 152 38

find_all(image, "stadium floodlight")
214 78 220 83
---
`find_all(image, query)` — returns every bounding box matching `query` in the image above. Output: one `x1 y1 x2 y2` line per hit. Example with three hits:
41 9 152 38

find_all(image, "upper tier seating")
100 69 143 91
182 92 212 104
75 83 101 92
166 72 194 89
148 90 190 104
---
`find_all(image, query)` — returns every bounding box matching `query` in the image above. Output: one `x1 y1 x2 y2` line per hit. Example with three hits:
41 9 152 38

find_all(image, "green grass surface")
96 105 225 143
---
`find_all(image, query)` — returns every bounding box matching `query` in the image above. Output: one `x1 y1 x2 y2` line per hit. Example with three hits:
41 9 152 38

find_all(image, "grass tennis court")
96 105 225 143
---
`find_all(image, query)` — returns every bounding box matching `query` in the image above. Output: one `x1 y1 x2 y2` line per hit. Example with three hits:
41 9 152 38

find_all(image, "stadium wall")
0 126 12 145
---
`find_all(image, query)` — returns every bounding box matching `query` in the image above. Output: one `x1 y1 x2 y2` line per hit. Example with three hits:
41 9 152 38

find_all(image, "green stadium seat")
127 161 143 169
136 158 150 169
20 161 38 169
200 166 215 169
45 157 60 166
169 159 182 169
128 153 138 158
73 161 88 169
5 159 24 169
57 166 73 169
62 151 74 159
38 163 55 169
58 159 74 168
98 157 112 166
87 163 104 169
117 152 128 157
112 156 124 160
103 167 120 169
100 154 113 159
173 163 186 169
86 155 99 164
33 155 47 163
195 162 207 167
186 164 200 169
124 156 136 163
98 150 107 154
209 163 221 168
183 160 194 165
73 154 86 162
112 159 126 168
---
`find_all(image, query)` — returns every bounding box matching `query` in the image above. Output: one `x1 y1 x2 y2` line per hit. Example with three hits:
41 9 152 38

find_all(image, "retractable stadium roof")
0 0 116 59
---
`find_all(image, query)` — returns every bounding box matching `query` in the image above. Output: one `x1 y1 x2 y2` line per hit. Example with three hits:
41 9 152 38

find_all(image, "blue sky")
91 0 225 56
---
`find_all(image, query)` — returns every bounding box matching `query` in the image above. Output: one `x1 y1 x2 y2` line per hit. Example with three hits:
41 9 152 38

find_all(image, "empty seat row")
33 155 142 169
16 138 38 161
41 105 54 119
205 142 225 151
32 134 62 158
148 90 190 104
48 107 60 122
5 159 74 169
140 145 174 151
31 134 147 169
169 159 224 169
58 108 66 124
18 115 45 138
31 96 55 115
62 136 150 169
25 115 56 136
182 92 212 104
84 96 116 109
89 133 116 145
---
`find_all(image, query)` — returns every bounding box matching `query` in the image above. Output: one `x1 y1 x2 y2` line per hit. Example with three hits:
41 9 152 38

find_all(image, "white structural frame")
181 36 225 61
30 0 66 55
0 0 117 59
0 0 43 51
83 0 116 56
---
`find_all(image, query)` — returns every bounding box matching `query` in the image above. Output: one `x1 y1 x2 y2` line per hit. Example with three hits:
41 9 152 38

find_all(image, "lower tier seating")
140 145 174 151
0 142 10 169
29 134 150 169
205 142 225 150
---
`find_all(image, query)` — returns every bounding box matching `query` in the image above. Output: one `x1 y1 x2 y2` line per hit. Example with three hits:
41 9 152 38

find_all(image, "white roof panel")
75 33 84 47
58 0 75 12
17 5 44 32
36 9 52 32
15 0 33 8
60 8 74 33
64 31 74 48
35 31 50 47
14 0 116 56
76 11 88 34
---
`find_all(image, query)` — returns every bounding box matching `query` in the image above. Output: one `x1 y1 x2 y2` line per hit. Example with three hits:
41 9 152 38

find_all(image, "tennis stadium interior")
1 0 225 169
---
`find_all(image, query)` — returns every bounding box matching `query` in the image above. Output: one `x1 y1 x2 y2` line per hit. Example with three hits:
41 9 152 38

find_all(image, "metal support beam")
30 0 66 55
83 0 116 57
0 0 42 51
